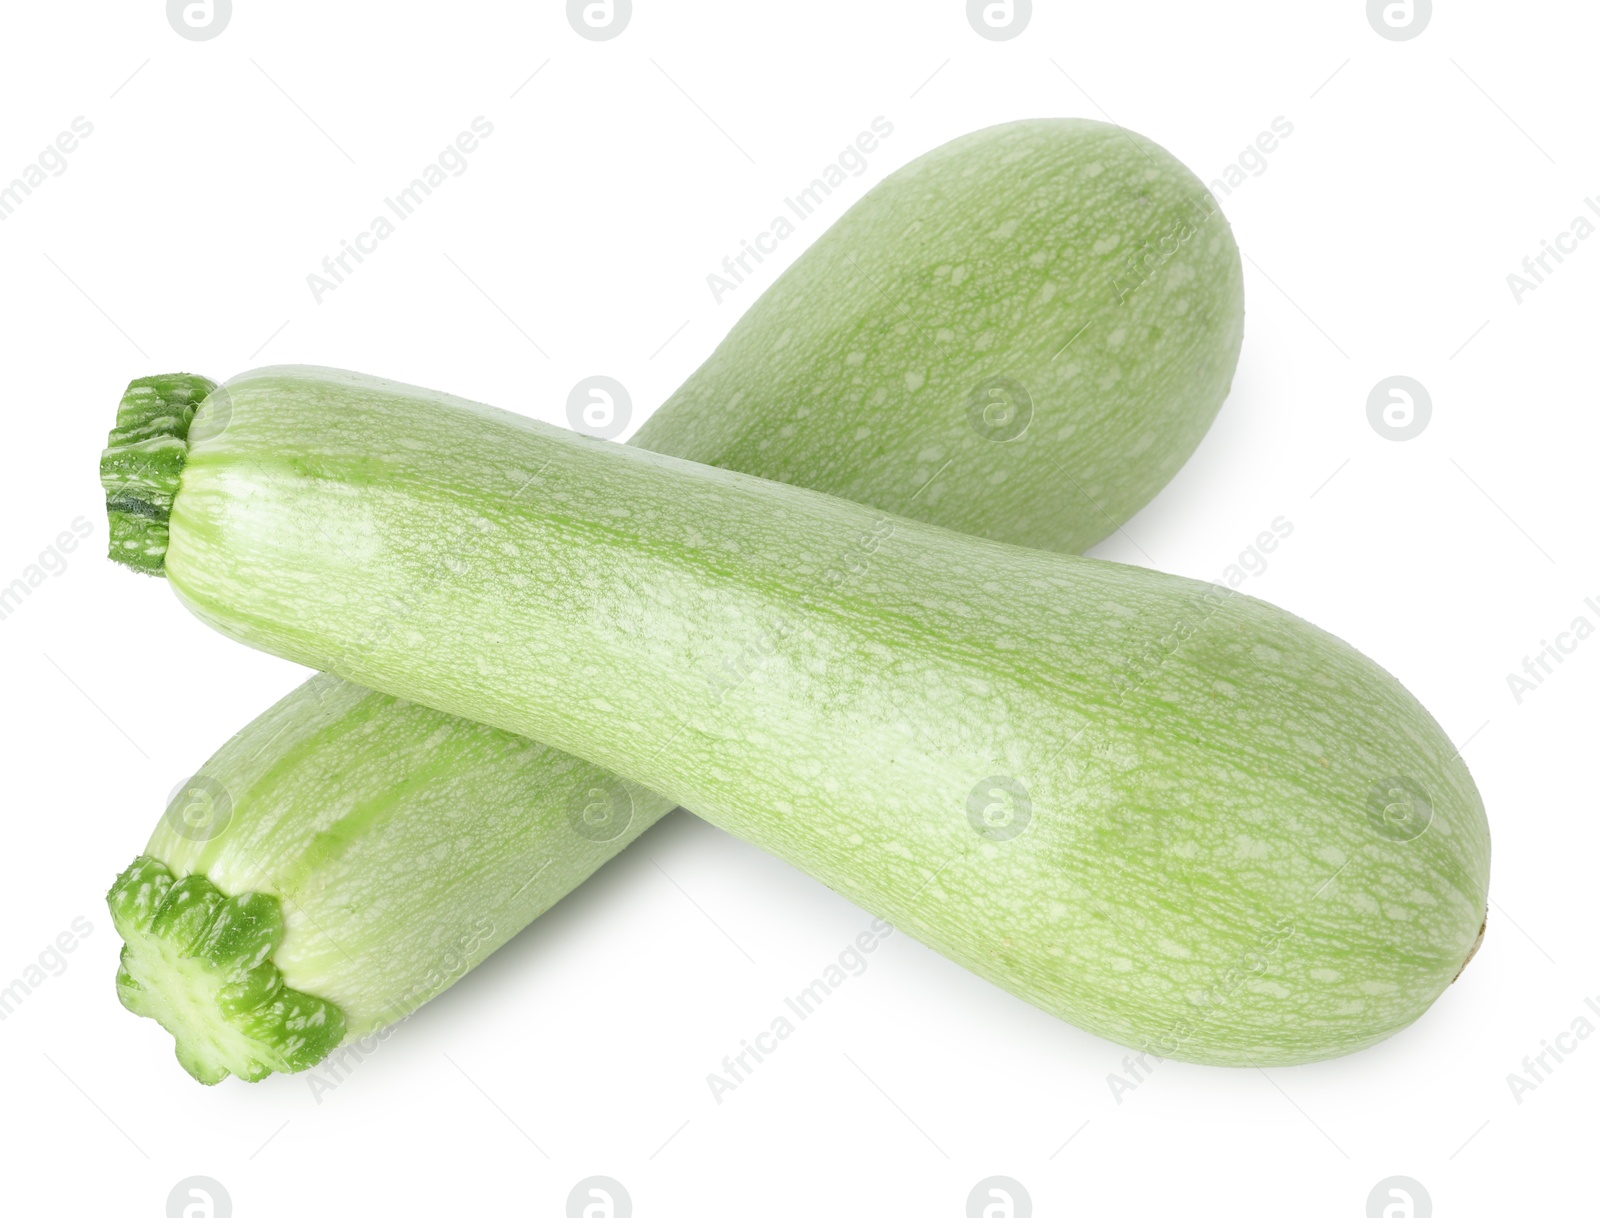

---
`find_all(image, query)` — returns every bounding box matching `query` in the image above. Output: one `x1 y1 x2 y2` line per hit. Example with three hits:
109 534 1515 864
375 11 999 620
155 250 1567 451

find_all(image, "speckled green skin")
162 367 1489 1066
646 118 1244 554
106 119 1250 1081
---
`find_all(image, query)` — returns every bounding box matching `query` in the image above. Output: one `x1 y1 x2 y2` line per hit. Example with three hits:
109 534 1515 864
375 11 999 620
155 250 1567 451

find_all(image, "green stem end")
108 855 347 1084
101 373 216 576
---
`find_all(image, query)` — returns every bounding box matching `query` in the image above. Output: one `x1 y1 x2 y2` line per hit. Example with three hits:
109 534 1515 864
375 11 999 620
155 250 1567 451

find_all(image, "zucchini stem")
100 373 215 576
108 855 347 1083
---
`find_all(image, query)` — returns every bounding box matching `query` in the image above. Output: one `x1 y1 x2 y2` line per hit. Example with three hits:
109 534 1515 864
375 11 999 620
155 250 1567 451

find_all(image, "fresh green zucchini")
110 364 1489 1068
105 118 1249 1081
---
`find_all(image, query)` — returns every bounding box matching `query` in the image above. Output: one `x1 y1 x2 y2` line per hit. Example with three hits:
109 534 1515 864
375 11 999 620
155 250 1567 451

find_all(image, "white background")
0 2 1595 1215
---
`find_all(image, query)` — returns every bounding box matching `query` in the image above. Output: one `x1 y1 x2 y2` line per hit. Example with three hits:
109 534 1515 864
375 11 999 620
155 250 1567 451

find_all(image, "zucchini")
109 364 1488 1068
106 118 1249 1081
640 119 1244 556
